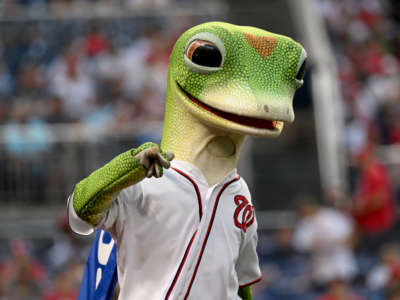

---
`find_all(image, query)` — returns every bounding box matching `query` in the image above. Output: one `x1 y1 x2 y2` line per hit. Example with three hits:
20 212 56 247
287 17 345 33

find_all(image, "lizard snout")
261 102 295 123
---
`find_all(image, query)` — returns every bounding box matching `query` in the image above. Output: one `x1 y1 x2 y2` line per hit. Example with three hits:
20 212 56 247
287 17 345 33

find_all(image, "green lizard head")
165 21 307 138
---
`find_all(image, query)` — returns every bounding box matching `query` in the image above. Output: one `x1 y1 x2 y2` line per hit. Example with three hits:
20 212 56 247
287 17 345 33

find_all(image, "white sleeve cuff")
67 193 95 236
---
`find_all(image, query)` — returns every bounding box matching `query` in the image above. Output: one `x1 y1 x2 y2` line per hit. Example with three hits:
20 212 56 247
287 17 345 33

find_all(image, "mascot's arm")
238 286 252 300
72 142 174 226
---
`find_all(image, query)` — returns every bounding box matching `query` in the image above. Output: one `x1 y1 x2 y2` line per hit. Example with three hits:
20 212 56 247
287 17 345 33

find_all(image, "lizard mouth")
178 84 280 131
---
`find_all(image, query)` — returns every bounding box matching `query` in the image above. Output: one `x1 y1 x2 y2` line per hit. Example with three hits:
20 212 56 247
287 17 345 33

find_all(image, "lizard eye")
186 40 222 68
296 59 306 81
295 48 307 85
184 32 226 74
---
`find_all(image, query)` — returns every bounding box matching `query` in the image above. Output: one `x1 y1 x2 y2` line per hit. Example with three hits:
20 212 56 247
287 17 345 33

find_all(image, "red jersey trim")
239 276 262 288
172 167 203 220
184 175 241 300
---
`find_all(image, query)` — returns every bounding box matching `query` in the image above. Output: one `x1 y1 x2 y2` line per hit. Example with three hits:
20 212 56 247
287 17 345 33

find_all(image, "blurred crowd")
0 14 204 300
254 112 398 299
0 212 89 300
255 190 399 300
252 0 400 299
253 0 400 298
258 0 400 298
0 17 200 204
316 0 400 153
0 21 182 129
3 0 170 5
0 0 192 13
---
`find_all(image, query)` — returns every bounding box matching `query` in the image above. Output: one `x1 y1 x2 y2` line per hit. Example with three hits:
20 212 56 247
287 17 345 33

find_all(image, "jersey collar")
171 160 238 188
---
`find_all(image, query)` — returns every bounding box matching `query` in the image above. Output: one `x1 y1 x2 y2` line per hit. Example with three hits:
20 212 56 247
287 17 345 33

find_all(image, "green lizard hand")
72 142 174 226
135 146 174 178
238 286 253 300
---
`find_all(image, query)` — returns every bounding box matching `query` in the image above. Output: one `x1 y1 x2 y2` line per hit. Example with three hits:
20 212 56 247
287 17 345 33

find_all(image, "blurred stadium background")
0 0 399 299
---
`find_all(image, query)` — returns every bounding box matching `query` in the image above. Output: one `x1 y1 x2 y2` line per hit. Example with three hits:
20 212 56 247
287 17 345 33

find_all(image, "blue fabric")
78 230 118 300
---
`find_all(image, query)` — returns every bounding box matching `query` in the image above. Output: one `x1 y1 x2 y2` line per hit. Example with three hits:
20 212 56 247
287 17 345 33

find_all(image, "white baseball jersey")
69 160 261 299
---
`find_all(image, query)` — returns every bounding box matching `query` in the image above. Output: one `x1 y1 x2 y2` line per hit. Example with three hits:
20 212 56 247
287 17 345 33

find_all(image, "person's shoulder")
139 168 181 193
319 207 351 223
236 176 253 199
320 207 340 217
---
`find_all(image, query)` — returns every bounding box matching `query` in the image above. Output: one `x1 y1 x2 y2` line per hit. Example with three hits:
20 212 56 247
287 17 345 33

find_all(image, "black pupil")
191 44 222 67
296 60 306 80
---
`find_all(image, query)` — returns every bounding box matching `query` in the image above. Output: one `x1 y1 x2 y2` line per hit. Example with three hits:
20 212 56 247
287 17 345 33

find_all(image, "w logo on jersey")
233 195 255 232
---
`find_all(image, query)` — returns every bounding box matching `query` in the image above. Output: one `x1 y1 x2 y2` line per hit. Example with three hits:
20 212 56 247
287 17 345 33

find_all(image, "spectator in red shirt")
352 143 396 246
85 26 109 57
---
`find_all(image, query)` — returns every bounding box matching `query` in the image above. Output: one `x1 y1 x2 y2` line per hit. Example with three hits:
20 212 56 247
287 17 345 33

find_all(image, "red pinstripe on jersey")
184 175 241 299
165 230 197 300
164 167 203 299
171 167 203 220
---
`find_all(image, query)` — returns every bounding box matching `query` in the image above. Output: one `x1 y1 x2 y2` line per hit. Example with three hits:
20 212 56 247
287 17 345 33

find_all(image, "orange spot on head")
243 33 278 59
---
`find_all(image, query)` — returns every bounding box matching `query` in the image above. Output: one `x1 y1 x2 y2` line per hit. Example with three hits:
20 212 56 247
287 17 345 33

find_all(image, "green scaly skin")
73 142 159 225
71 22 305 300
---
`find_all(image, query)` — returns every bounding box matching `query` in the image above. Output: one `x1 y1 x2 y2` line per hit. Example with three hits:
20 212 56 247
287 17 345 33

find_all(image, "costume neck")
161 77 245 186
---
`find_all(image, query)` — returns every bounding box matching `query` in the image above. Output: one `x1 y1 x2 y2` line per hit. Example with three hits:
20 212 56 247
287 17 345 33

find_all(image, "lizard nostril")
263 105 269 113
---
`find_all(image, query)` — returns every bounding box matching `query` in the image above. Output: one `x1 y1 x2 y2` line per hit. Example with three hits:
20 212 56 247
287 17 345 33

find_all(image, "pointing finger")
146 164 155 178
164 151 175 162
157 153 171 169
156 163 163 178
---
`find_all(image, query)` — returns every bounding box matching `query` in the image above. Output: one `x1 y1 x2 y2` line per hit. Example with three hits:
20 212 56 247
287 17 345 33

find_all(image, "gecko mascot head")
161 22 306 184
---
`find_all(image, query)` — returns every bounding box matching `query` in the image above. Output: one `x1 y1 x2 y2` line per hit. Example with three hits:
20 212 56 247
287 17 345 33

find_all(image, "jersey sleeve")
68 183 143 237
100 183 143 238
235 213 262 287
